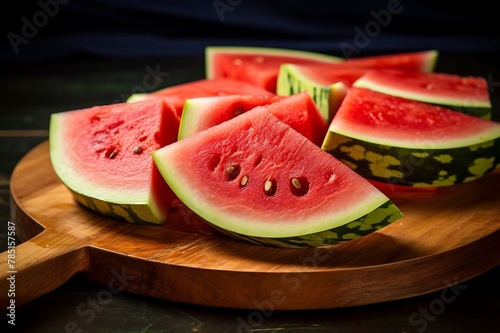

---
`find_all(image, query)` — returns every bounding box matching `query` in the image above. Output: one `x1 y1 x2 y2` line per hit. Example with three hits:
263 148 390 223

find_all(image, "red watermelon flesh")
179 94 285 139
221 63 281 93
342 50 439 72
127 78 274 117
49 99 179 224
284 63 371 87
180 92 328 146
329 87 500 149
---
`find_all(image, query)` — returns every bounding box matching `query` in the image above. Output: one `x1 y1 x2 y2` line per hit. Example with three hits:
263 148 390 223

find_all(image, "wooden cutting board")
1 140 499 310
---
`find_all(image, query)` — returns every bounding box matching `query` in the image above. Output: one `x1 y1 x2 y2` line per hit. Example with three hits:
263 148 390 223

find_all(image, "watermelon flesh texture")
322 87 500 187
127 78 274 117
153 107 403 248
206 46 344 93
179 92 328 147
49 99 179 224
179 94 284 140
353 69 492 119
289 64 371 87
343 50 439 73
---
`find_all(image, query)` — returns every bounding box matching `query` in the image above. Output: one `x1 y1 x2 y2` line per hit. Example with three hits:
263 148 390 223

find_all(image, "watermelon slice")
179 92 328 146
322 87 500 187
127 78 273 117
49 99 179 224
153 107 403 248
276 50 440 122
205 46 344 93
353 69 492 119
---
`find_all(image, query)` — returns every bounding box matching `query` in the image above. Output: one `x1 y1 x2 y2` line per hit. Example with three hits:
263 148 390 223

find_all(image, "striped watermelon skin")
211 200 402 248
71 190 160 224
322 131 500 188
276 65 336 122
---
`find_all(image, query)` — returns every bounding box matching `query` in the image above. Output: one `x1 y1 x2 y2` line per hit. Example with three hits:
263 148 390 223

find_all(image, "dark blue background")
2 0 499 63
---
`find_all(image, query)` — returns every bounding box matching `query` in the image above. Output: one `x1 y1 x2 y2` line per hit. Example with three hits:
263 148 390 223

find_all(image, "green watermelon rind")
353 76 492 119
276 64 347 122
205 46 344 79
126 93 148 103
178 97 214 140
70 190 162 224
209 200 402 248
322 131 500 187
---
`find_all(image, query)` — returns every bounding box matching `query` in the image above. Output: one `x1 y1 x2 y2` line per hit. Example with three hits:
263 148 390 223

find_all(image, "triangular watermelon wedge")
153 107 403 248
49 99 179 224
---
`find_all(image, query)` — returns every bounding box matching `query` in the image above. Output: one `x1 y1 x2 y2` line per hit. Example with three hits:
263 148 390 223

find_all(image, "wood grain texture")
1 140 499 310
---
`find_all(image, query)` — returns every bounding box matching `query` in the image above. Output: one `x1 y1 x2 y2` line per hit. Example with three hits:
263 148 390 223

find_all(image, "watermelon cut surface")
353 69 492 118
343 50 439 72
322 87 500 187
206 46 344 93
49 99 179 224
153 107 403 248
179 94 284 140
127 78 273 117
179 92 328 146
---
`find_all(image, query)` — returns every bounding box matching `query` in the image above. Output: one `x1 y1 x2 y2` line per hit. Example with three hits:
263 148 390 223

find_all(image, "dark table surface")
1 52 499 333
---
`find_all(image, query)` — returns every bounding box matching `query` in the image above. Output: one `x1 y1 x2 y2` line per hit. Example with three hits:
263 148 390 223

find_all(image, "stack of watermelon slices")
49 46 500 248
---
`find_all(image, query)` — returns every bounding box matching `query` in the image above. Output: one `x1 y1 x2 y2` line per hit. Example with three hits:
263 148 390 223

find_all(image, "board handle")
0 230 89 309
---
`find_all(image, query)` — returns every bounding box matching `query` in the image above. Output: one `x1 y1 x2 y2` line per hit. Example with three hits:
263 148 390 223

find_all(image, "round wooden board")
2 141 499 310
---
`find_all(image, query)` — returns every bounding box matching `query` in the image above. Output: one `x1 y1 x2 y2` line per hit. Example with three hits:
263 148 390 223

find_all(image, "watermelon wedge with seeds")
49 99 179 224
153 107 403 248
